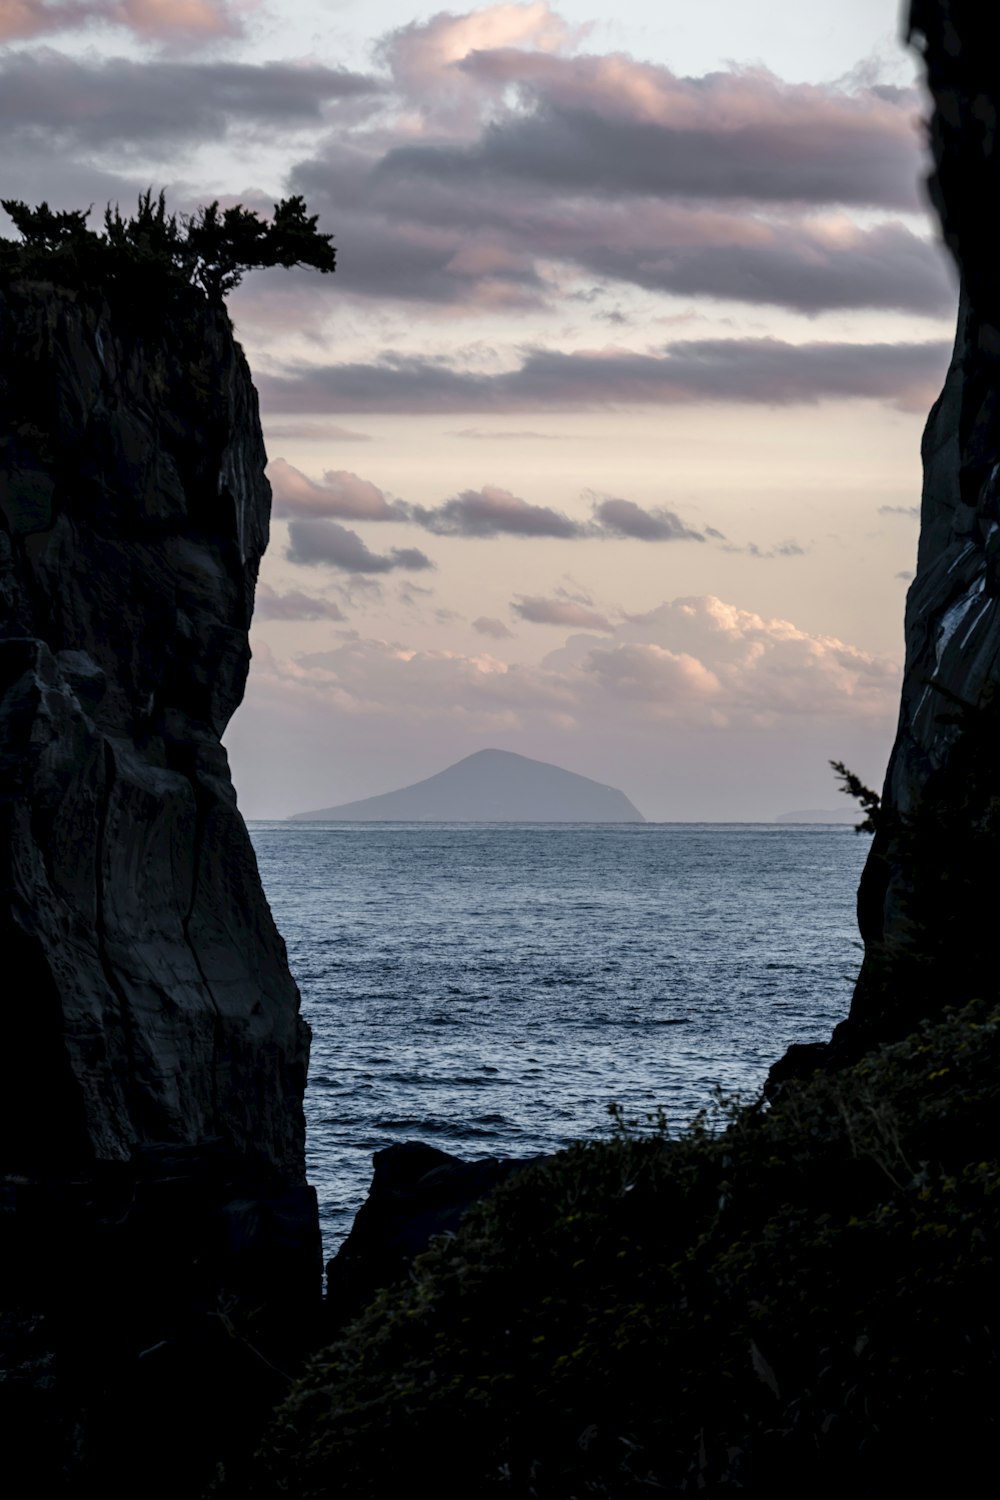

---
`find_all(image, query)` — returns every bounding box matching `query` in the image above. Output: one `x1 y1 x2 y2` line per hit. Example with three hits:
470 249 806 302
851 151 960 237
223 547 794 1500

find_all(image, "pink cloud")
253 5 943 319
0 0 244 41
248 592 899 735
268 458 405 521
379 1 576 129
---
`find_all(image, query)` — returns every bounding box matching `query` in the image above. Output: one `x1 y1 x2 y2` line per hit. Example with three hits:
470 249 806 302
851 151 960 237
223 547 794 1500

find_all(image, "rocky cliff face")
0 281 317 1492
837 1 1000 1054
0 282 308 1174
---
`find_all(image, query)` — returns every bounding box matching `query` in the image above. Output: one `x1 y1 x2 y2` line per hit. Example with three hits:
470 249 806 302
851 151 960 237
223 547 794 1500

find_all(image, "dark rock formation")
326 1142 539 1331
0 281 318 1490
778 3 1000 1070
290 746 645 823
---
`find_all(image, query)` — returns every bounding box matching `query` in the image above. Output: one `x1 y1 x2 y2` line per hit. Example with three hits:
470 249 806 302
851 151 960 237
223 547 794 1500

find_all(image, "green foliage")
829 759 881 832
0 189 335 302
244 1002 1000 1497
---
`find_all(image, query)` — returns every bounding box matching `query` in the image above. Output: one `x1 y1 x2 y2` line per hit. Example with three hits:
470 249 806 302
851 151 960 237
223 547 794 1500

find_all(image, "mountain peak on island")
289 748 645 823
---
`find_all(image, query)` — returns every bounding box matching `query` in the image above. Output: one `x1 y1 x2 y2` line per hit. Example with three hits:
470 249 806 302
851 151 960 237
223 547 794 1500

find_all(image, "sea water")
248 822 870 1254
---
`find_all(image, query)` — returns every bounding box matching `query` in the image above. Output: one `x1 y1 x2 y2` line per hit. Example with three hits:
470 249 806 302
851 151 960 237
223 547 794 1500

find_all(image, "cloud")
433 47 923 210
592 496 704 542
472 615 515 639
582 642 723 704
879 504 920 518
598 595 900 721
0 0 245 42
269 465 711 544
246 591 899 736
268 458 406 521
451 428 558 440
413 485 582 538
0 52 379 153
4 4 951 323
293 151 948 316
733 539 807 558
254 582 346 622
564 215 952 318
512 594 614 630
273 6 949 317
258 337 950 416
286 519 433 574
379 80 921 212
262 421 371 442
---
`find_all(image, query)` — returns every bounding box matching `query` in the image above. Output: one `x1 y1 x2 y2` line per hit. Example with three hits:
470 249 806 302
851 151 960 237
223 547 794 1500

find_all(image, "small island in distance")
774 807 862 825
288 748 645 823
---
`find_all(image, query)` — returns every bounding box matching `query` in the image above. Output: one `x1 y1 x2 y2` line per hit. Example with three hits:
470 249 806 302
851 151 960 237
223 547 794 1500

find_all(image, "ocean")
248 822 870 1255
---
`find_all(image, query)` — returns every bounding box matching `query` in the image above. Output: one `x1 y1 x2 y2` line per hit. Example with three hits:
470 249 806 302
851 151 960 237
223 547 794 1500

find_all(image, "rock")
772 3 1000 1079
326 1142 539 1330
0 281 318 1490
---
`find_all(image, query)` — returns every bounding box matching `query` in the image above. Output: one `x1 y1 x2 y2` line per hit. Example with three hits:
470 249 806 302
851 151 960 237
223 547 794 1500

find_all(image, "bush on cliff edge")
243 1001 1000 1497
0 191 335 303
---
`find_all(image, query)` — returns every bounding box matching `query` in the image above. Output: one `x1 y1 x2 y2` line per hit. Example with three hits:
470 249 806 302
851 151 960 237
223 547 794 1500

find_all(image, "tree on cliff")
0 190 335 300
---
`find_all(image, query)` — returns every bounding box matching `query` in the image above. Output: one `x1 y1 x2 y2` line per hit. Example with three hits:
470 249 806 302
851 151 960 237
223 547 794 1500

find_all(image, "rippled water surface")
249 823 869 1253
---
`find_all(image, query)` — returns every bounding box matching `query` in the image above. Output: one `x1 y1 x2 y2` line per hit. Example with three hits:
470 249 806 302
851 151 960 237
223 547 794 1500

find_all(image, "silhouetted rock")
0 281 318 1491
291 747 645 823
771 1 1000 1082
326 1142 540 1331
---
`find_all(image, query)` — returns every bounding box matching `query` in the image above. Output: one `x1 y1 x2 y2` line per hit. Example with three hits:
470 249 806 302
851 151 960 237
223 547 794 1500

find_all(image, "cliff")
0 283 309 1170
831 0 1000 1057
0 280 317 1490
291 748 645 823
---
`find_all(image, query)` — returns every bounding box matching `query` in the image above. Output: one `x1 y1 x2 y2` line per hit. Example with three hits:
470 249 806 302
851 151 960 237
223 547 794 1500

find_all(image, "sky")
2 0 955 819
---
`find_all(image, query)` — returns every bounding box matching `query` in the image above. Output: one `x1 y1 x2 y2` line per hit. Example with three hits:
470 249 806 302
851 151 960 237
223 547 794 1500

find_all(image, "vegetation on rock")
829 759 881 833
0 190 335 302
846 681 1000 1054
240 1000 1000 1497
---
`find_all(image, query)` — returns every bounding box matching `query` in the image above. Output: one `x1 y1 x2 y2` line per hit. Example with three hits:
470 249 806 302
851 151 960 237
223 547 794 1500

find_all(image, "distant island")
289 748 645 823
774 808 863 825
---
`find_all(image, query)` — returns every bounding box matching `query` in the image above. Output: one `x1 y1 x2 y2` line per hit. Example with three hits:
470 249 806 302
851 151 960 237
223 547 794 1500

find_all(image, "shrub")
0 190 335 302
243 1001 1000 1497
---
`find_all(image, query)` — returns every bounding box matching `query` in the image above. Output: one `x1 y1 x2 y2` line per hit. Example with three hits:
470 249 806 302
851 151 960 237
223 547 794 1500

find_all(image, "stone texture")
0 282 309 1175
0 280 319 1492
827 2 1000 1058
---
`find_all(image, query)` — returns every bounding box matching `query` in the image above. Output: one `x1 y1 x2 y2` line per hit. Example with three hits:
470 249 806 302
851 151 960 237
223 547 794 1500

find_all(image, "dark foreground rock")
326 1142 541 1331
0 280 318 1492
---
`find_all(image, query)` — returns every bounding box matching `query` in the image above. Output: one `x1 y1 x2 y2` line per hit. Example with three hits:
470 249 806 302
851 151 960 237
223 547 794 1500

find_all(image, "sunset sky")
2 0 955 819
